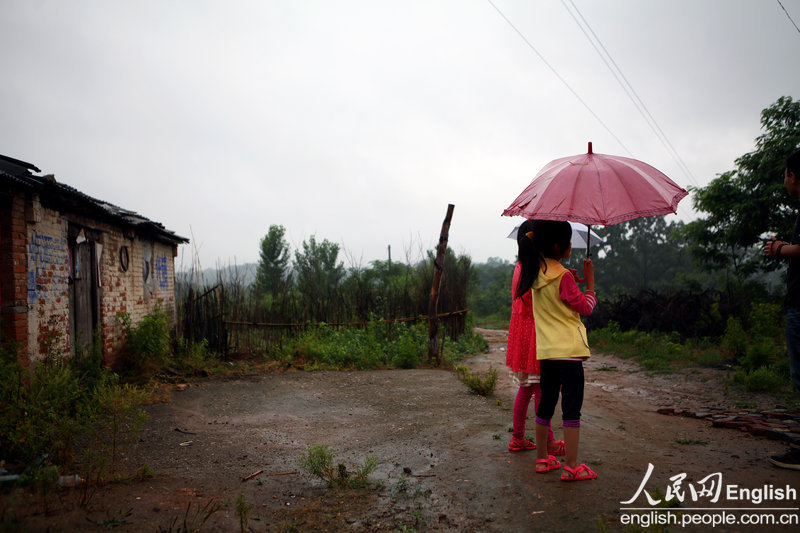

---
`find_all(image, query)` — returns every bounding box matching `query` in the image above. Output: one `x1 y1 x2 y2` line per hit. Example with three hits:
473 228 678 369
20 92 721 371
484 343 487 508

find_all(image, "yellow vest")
532 258 590 360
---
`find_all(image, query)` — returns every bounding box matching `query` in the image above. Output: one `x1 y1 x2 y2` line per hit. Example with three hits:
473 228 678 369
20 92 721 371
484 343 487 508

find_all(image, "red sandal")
508 437 536 452
536 455 561 473
560 464 597 481
547 439 566 456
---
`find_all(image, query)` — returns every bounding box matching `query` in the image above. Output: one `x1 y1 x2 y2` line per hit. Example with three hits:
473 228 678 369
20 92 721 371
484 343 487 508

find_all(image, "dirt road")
13 329 800 532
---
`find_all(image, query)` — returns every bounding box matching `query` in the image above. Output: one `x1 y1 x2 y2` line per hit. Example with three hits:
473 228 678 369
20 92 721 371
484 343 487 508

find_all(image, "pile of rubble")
657 407 800 446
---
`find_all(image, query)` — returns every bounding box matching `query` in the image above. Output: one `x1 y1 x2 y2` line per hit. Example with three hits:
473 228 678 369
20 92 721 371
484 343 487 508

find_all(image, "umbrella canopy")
502 142 688 226
507 221 604 249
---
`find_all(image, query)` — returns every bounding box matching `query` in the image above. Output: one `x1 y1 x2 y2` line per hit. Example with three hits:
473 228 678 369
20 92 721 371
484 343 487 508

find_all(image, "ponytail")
514 219 539 299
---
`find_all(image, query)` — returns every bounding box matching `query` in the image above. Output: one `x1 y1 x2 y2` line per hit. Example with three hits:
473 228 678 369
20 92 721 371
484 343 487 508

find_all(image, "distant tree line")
252 227 472 326
176 224 474 354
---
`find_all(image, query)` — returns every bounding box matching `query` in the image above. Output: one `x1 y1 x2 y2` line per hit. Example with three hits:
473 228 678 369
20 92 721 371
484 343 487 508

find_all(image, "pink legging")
513 384 555 441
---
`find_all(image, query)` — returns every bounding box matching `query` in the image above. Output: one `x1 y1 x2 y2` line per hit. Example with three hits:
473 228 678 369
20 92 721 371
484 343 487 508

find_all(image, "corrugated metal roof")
1 154 189 245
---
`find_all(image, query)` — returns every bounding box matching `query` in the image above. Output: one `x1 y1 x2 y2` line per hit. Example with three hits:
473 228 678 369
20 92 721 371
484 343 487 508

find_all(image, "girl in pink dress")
506 220 565 455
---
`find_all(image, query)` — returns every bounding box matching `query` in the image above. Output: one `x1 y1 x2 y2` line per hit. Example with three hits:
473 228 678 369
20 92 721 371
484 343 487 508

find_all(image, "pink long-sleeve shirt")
559 273 596 316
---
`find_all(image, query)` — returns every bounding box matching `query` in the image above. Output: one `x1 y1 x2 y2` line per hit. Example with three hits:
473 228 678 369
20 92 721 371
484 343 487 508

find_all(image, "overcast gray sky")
2 0 799 270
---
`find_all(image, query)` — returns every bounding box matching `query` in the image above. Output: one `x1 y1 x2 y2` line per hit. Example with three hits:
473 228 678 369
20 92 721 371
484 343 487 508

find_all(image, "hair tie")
525 231 534 241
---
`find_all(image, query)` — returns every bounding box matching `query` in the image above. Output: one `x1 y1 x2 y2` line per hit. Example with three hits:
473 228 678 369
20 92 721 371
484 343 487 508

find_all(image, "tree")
590 217 696 296
256 225 291 296
681 96 800 279
469 257 514 319
294 235 345 321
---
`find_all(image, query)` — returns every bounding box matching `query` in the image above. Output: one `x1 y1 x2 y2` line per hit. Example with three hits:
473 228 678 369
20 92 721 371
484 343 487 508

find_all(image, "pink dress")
505 262 541 385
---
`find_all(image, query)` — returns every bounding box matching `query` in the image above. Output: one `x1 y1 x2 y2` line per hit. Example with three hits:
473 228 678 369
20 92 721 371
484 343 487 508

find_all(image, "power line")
777 0 800 35
486 0 634 156
561 0 699 188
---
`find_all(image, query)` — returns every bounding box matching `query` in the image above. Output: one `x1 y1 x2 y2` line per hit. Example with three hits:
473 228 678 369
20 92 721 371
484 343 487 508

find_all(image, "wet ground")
8 329 800 532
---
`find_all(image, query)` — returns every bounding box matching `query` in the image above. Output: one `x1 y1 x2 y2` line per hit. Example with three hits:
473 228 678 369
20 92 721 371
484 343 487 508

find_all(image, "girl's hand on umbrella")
582 259 595 282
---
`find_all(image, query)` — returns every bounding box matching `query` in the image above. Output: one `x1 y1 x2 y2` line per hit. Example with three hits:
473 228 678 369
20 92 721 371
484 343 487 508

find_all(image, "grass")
298 445 378 489
276 321 488 371
589 324 728 374
454 365 498 396
675 439 708 446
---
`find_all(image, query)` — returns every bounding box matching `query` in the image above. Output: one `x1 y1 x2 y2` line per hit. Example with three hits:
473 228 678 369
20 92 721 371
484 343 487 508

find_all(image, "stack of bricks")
657 407 800 446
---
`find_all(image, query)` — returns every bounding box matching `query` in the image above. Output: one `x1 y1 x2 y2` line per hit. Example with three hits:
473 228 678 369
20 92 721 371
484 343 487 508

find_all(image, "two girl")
510 219 597 482
506 219 566 456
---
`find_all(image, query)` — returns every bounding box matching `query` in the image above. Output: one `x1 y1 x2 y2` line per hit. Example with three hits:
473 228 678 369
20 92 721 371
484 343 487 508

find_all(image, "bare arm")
764 237 800 259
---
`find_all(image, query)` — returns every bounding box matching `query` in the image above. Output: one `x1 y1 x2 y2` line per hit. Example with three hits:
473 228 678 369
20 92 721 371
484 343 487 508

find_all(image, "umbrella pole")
585 224 592 258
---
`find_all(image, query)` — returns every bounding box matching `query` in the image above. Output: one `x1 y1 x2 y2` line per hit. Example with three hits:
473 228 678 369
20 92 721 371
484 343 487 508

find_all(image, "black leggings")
535 359 584 427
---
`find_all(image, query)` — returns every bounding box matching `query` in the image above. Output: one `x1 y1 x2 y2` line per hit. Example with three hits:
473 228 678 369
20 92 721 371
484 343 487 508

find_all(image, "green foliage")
592 217 698 297
391 333 422 369
589 322 727 373
740 337 779 373
157 499 222 533
298 444 334 480
119 306 171 371
85 377 149 478
277 321 484 370
1 356 85 465
676 439 708 446
722 317 748 358
732 366 785 392
682 96 800 279
174 338 220 374
441 322 489 365
298 444 378 488
469 257 513 324
454 365 497 396
294 235 346 321
0 341 148 485
749 303 783 339
235 493 251 533
256 224 291 296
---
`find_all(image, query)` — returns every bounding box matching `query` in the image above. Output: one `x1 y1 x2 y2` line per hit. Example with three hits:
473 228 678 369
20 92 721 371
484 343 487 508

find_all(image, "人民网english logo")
619 463 799 529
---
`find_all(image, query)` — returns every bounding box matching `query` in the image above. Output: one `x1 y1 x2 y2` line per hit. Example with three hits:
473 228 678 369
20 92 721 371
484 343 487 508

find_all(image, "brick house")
0 154 188 368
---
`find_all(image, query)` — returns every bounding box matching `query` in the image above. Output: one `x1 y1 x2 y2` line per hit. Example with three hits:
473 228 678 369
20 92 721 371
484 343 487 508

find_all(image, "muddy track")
11 329 799 532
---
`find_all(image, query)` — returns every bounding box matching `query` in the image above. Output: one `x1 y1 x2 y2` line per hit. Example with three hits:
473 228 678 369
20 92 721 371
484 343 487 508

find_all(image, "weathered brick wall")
0 191 30 359
99 233 178 367
98 229 132 366
6 192 180 367
26 198 70 362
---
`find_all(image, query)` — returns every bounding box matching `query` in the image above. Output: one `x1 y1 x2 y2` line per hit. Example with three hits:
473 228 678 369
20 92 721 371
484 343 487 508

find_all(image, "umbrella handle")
585 224 592 258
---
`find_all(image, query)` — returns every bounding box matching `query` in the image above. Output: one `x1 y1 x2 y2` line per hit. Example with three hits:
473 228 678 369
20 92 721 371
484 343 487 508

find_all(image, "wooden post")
427 204 454 365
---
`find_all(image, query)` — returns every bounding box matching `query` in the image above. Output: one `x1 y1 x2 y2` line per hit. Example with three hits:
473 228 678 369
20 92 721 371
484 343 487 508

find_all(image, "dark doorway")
69 225 99 355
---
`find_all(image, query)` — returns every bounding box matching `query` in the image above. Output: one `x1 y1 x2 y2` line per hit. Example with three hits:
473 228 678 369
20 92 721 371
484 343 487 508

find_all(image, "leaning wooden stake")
427 204 455 365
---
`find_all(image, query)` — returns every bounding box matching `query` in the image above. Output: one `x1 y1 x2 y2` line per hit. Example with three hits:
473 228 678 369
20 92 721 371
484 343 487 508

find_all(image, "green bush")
588 323 727 373
0 341 147 482
16 361 85 465
442 319 489 364
722 316 748 358
391 334 422 369
455 365 497 396
741 336 778 372
298 444 378 488
174 338 219 373
749 303 784 340
276 321 486 370
119 306 171 371
84 377 149 478
732 366 785 392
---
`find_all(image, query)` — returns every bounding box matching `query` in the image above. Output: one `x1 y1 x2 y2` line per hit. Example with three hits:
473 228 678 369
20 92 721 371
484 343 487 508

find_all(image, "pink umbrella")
502 142 688 254
503 142 687 225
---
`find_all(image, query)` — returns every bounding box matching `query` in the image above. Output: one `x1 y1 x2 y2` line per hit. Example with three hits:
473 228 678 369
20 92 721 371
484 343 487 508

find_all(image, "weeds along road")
16 329 800 532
